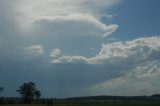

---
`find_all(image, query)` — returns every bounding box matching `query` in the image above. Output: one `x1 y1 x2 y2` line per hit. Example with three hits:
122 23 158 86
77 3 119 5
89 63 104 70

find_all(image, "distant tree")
16 82 41 103
151 94 160 98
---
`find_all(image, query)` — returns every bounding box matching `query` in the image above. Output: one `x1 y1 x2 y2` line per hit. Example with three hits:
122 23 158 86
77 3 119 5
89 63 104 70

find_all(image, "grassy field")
1 102 160 106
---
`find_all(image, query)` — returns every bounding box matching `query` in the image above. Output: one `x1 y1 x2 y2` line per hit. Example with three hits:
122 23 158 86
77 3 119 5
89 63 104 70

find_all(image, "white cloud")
50 48 89 64
90 60 160 96
50 49 61 58
31 13 118 37
16 0 120 22
11 0 120 37
24 45 44 56
106 14 118 19
51 55 88 64
50 49 62 63
50 36 160 64
49 36 160 96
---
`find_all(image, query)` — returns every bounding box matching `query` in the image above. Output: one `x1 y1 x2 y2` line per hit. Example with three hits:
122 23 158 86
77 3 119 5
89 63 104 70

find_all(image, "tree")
35 90 41 99
16 82 41 103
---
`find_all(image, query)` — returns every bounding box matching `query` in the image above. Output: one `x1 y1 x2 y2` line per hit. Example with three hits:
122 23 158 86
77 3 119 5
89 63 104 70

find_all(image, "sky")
0 0 160 98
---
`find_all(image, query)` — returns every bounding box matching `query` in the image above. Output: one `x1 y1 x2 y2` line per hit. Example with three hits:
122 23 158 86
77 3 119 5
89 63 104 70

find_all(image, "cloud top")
50 36 160 64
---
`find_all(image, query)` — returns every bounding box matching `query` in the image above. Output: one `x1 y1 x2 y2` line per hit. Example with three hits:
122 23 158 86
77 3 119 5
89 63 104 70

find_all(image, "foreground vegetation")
1 82 160 106
54 101 160 106
1 95 160 106
0 101 160 106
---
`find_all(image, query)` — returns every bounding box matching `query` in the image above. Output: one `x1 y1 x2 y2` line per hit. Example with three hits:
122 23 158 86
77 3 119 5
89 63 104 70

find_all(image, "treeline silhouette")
62 94 160 102
1 94 160 104
1 82 160 104
0 97 54 105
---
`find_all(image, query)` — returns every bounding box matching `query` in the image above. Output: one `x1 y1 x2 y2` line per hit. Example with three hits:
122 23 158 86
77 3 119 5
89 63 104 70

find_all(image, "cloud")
90 60 160 96
50 36 160 64
23 45 44 56
4 0 119 38
48 36 160 96
50 49 62 63
50 49 61 58
16 0 120 22
49 36 160 96
31 14 118 37
1 0 160 97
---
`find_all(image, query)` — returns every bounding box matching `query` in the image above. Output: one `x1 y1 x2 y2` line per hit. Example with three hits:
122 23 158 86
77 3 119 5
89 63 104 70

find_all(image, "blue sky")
0 0 160 98
106 0 160 40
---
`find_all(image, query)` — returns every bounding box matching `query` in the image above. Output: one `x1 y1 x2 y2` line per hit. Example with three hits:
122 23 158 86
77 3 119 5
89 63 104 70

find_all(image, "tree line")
1 82 160 104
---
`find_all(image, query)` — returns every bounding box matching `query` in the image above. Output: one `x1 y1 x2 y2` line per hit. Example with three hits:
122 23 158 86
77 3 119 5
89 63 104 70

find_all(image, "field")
1 102 160 106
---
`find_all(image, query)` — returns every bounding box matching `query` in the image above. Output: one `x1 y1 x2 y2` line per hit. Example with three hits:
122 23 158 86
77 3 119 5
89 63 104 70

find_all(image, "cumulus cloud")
49 36 160 96
90 60 160 96
50 49 62 63
50 36 160 64
50 49 61 58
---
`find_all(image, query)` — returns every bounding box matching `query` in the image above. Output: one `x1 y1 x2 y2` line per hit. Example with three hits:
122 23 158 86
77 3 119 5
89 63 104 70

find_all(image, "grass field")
1 102 160 106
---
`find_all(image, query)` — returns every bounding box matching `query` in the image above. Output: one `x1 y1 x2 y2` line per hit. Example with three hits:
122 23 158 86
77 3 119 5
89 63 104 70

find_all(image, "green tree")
16 82 41 103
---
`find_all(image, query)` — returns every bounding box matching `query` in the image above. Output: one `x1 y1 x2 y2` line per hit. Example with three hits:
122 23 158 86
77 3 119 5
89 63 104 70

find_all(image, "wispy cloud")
23 45 44 56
